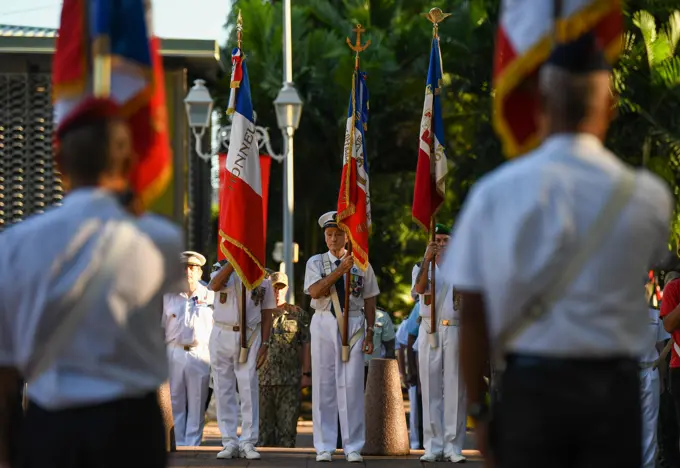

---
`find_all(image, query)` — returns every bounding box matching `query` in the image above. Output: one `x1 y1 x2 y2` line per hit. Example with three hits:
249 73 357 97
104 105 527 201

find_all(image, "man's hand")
362 334 374 355
406 372 418 388
338 252 354 274
300 374 312 389
256 345 268 369
424 242 438 262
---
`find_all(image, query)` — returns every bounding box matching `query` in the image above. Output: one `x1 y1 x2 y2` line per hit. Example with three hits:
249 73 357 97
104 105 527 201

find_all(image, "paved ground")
168 422 483 467
168 449 484 467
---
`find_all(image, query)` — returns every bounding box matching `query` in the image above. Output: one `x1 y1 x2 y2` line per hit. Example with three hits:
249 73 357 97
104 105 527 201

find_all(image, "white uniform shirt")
640 308 670 364
162 284 214 351
0 188 185 409
210 271 276 328
303 251 380 313
411 263 456 320
442 134 672 358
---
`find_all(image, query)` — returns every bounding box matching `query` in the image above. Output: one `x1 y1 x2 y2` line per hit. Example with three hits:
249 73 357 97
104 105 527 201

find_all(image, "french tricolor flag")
218 47 266 289
52 0 171 208
412 37 448 231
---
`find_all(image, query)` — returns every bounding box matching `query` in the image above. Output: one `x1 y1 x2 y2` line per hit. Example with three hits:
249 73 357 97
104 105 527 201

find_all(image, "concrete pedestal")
362 358 410 456
157 382 176 452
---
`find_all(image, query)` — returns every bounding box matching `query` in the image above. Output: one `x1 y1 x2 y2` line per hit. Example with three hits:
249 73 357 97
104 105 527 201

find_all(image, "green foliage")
217 0 679 315
610 6 680 245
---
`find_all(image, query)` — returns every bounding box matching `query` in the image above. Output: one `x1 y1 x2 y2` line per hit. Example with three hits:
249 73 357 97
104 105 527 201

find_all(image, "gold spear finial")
422 7 452 38
236 9 243 49
346 24 371 70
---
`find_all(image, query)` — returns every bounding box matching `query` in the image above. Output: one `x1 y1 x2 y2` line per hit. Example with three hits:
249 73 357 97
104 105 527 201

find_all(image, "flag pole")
91 0 111 98
236 10 249 364
423 8 450 349
341 24 370 362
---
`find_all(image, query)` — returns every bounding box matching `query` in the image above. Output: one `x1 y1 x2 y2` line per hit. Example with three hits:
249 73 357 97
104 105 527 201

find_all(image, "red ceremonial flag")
52 0 171 207
337 70 371 271
493 0 622 158
217 46 266 288
218 153 271 262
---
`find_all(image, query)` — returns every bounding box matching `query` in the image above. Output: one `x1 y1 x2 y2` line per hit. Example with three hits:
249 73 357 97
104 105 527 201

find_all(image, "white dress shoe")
316 451 333 462
240 443 261 460
216 445 239 459
346 452 363 463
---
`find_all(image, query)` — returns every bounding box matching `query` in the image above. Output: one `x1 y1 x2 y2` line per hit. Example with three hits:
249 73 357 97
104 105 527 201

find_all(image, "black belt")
506 354 636 371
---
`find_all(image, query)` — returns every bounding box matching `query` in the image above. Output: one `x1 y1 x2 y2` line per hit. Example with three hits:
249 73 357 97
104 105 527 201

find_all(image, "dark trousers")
8 379 24 467
19 392 166 468
490 355 641 468
659 352 680 467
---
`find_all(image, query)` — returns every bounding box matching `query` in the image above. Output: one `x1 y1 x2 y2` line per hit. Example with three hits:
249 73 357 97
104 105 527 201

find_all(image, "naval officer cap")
181 251 206 267
545 31 612 75
318 211 339 230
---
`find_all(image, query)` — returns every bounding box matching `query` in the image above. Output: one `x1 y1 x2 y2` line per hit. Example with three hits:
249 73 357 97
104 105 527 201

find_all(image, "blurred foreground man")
443 35 672 468
258 272 311 447
0 98 185 468
163 251 214 446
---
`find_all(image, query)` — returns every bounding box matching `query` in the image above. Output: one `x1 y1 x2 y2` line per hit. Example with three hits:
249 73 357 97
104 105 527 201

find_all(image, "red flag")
217 153 271 262
493 0 622 158
52 0 171 208
337 71 371 271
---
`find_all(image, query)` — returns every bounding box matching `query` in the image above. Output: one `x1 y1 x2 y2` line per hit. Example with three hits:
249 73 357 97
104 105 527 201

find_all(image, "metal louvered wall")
0 73 63 232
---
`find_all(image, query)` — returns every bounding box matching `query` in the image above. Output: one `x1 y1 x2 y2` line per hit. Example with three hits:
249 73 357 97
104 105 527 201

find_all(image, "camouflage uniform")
258 304 311 447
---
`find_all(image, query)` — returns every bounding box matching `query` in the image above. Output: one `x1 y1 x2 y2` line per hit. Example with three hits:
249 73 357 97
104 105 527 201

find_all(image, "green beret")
434 224 450 235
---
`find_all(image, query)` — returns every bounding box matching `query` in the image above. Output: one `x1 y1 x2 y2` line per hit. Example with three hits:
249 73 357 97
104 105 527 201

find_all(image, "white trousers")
408 384 421 449
418 321 466 457
311 311 365 454
167 346 211 446
209 326 261 449
640 367 660 468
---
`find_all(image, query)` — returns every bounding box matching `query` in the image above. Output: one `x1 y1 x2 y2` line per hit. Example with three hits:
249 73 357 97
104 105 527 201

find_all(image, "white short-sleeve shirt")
0 188 185 410
303 251 380 313
211 270 276 327
411 263 456 320
441 134 672 358
162 283 214 357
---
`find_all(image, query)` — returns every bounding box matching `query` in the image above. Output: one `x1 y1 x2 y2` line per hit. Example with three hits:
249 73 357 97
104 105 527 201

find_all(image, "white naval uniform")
162 284 214 446
395 321 420 450
0 188 185 410
304 251 380 455
411 264 466 458
640 308 669 468
209 272 275 450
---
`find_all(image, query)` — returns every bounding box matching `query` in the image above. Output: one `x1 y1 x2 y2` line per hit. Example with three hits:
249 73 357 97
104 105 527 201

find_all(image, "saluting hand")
338 252 354 274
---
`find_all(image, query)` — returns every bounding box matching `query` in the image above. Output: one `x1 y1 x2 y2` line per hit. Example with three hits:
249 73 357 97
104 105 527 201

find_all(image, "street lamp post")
184 79 214 161
274 1 303 303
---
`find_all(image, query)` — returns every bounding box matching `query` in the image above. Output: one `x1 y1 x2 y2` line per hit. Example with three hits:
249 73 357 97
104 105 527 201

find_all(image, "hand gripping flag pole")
338 24 370 362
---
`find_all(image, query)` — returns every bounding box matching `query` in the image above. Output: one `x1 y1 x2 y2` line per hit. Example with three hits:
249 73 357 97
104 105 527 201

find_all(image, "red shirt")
660 279 680 368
